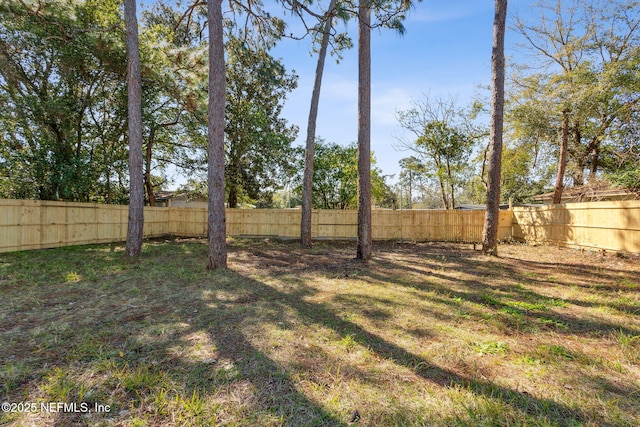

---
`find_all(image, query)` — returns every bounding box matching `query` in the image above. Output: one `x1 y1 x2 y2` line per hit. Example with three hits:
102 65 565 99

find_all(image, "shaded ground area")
1 239 639 426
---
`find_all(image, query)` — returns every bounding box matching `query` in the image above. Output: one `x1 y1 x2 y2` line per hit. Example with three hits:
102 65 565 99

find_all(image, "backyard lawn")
1 239 639 426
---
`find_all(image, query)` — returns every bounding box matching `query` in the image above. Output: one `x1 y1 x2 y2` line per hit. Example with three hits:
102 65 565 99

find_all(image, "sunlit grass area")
1 239 639 426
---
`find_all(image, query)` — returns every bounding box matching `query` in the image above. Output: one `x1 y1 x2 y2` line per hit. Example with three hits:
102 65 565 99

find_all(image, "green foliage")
291 140 391 209
0 1 300 206
508 0 640 191
137 2 210 198
0 0 128 202
608 167 640 192
500 96 559 203
396 96 483 208
310 141 358 209
397 156 431 208
177 179 208 202
416 121 474 203
224 34 299 208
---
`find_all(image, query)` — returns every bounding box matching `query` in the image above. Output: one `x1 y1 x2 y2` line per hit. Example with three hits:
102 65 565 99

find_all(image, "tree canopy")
0 0 127 202
288 140 391 210
1 0 638 211
395 95 484 209
508 0 640 198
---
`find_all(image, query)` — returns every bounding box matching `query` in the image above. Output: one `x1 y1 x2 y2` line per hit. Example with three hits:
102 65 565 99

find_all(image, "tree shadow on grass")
216 269 592 427
0 243 347 427
1 240 636 426
354 250 640 339
206 242 638 426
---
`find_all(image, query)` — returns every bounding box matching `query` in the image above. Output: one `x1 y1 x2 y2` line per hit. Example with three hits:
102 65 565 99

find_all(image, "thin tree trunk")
552 110 569 204
207 0 227 269
301 0 338 248
408 170 412 209
438 178 448 209
571 125 584 186
450 183 456 209
447 158 455 209
481 0 507 256
124 0 144 257
356 0 372 261
145 127 156 207
589 141 599 180
434 157 448 209
228 180 238 209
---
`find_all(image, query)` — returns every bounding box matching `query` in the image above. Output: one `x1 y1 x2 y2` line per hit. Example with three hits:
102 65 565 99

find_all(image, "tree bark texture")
207 0 227 269
301 0 337 248
356 1 372 261
482 0 507 256
124 0 144 257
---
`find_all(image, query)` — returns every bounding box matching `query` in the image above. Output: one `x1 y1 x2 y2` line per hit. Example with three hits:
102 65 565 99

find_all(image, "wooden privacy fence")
2 199 638 254
0 199 169 253
0 199 512 253
512 200 640 253
226 208 514 242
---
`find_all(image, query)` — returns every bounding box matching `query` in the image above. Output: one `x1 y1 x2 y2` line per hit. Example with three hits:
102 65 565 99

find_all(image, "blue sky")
270 1 504 183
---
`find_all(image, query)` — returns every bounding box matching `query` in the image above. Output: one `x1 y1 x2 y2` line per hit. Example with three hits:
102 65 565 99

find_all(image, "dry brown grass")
1 239 639 426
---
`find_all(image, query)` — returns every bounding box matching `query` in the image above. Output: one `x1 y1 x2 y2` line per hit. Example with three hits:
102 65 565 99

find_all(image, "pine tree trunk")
124 0 144 257
145 128 155 207
481 0 507 256
301 0 337 248
552 110 569 204
356 1 372 261
207 0 227 269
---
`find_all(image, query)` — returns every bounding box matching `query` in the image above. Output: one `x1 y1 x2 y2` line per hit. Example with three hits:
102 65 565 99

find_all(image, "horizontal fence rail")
0 199 512 253
1 199 638 254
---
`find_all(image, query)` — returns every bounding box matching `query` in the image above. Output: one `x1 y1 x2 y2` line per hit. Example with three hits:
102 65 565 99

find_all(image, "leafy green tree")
510 0 640 200
224 35 298 208
398 156 430 208
396 95 481 209
499 141 553 202
138 2 209 205
177 178 208 201
291 140 389 210
313 141 358 209
606 109 640 191
137 4 296 209
0 0 127 202
499 95 558 203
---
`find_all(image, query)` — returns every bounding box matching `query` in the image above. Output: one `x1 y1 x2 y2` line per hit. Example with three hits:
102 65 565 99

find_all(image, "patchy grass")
1 239 639 426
